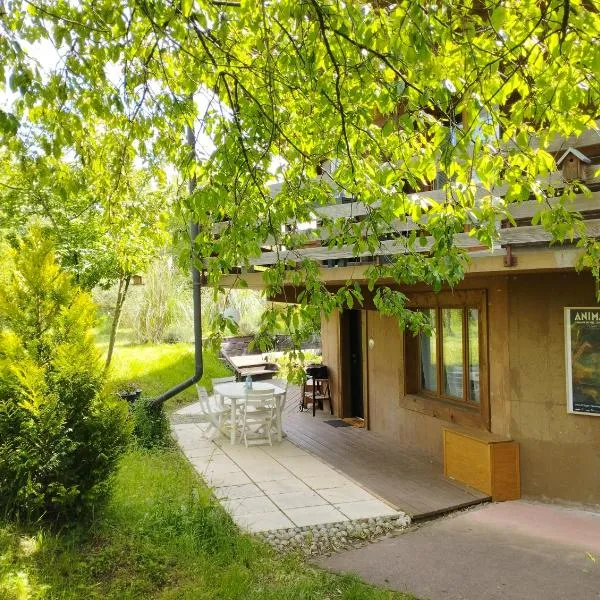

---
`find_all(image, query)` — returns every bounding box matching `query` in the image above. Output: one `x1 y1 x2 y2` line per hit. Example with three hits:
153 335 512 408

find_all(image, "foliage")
0 449 412 599
0 229 131 523
133 256 194 344
253 302 323 352
117 381 141 395
276 350 323 385
97 263 271 346
202 288 268 337
0 139 168 292
1 0 599 336
131 398 170 449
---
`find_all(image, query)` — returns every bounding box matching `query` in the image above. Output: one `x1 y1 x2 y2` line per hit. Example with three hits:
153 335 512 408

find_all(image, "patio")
171 420 404 533
282 383 489 519
172 379 488 532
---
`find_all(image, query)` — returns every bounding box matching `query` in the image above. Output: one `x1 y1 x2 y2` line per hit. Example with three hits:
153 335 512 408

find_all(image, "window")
403 290 488 428
416 307 480 404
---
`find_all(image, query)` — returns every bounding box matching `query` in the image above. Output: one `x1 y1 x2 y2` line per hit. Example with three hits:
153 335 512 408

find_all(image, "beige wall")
321 271 599 507
321 309 343 416
365 310 447 457
507 272 600 506
363 276 511 458
323 276 511 459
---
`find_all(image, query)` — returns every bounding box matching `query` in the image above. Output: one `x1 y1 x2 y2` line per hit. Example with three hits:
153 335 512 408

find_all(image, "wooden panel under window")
443 426 520 501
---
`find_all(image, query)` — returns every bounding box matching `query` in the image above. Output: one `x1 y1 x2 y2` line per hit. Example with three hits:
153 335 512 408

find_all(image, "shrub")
276 350 322 384
131 398 169 449
0 229 131 522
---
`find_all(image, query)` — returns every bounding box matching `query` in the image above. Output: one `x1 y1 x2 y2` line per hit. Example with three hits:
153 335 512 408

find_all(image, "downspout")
151 124 203 407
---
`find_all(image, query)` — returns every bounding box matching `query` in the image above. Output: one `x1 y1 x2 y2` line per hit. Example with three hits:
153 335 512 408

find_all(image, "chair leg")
300 383 307 411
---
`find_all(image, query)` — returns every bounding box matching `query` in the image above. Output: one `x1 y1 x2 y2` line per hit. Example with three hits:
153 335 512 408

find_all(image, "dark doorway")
341 310 364 419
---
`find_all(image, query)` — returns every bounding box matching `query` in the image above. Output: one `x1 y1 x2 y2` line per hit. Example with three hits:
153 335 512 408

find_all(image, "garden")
1 1 597 598
0 230 409 599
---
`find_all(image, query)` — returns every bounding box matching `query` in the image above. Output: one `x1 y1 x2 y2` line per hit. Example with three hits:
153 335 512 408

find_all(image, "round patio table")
214 381 285 445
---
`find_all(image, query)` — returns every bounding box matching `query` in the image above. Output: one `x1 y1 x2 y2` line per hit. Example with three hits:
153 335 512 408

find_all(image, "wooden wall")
507 271 600 506
320 271 599 507
321 309 343 416
321 276 512 460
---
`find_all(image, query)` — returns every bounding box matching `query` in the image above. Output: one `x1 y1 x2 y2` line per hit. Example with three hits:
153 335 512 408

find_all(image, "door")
341 309 364 419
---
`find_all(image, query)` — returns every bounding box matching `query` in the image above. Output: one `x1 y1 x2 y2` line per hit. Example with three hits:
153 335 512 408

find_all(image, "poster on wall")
565 308 600 416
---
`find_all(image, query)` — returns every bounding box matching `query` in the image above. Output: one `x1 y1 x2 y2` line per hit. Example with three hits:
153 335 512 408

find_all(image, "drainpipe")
151 124 203 407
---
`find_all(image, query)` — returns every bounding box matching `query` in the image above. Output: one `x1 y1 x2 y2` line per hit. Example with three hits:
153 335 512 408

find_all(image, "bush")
0 229 131 522
131 398 170 449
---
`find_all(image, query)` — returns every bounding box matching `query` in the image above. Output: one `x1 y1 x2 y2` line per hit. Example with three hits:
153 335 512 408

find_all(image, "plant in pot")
117 382 142 403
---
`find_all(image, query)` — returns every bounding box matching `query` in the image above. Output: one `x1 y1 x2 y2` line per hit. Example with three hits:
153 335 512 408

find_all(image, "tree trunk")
104 275 131 372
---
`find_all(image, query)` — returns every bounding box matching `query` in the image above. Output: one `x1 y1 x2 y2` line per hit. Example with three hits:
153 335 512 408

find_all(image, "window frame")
418 306 481 406
402 289 490 430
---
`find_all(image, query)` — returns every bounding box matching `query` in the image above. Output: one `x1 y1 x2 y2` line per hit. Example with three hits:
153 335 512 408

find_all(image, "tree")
0 0 598 340
0 228 131 522
0 135 171 369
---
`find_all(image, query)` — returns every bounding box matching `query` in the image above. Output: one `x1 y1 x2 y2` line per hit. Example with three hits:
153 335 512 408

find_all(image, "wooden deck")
282 384 489 520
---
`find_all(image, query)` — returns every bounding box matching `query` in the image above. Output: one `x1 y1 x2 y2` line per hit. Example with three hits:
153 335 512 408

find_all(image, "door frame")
340 309 369 426
361 310 370 429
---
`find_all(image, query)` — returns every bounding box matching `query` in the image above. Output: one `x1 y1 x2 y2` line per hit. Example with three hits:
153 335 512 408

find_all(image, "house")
219 125 600 509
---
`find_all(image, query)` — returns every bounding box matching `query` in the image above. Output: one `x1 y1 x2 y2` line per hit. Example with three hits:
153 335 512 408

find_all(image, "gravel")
259 513 411 556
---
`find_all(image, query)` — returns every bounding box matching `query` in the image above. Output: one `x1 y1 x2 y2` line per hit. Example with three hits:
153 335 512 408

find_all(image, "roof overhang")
220 245 587 293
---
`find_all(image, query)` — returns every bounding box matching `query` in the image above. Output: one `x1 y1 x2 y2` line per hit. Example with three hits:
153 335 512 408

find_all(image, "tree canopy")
1 0 599 330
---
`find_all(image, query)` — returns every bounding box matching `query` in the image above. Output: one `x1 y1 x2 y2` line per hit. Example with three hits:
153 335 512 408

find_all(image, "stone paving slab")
171 419 409 534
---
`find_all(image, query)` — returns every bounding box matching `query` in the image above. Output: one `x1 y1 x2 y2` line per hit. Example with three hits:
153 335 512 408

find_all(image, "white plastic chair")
239 388 276 447
196 385 231 439
211 375 236 407
277 381 289 413
272 381 289 440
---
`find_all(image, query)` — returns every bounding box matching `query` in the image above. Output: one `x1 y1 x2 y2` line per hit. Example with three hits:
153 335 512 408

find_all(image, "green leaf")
382 119 395 138
182 0 193 17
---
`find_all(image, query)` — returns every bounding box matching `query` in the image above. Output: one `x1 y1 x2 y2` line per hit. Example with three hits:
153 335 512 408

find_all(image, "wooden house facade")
220 126 600 509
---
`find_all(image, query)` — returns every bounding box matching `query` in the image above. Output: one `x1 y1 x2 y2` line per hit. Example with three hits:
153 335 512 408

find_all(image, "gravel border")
259 513 411 556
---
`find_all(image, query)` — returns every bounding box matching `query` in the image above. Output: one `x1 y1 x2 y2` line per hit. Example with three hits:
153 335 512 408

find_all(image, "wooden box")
443 426 520 501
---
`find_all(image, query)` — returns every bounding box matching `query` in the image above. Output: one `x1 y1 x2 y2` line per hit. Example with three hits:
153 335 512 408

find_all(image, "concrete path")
317 501 600 600
172 419 405 533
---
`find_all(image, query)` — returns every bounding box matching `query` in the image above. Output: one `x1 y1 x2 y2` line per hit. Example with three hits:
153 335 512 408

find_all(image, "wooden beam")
245 219 600 267
500 218 600 244
503 190 600 220
219 245 587 291
212 174 600 241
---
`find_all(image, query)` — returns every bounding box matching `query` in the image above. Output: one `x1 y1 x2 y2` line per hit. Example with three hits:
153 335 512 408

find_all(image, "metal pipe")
151 124 203 407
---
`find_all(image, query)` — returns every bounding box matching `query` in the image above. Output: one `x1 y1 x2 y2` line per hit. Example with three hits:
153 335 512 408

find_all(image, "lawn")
0 340 416 600
104 341 232 409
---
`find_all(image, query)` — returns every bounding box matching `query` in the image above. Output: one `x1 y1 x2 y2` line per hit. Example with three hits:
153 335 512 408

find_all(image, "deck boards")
281 384 489 520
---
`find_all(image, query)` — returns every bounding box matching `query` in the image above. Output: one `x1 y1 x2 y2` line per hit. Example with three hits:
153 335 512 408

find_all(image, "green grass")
0 449 413 599
104 342 232 410
0 339 416 599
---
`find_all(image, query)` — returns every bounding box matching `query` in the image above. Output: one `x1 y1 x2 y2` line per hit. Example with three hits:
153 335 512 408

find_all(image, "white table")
214 381 285 445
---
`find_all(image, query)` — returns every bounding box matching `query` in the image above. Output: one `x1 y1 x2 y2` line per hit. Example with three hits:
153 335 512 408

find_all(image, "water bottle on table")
245 375 252 390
